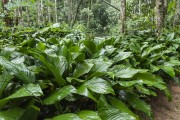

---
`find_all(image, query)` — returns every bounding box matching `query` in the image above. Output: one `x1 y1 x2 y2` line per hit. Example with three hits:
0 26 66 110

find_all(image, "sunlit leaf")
43 85 77 105
77 110 101 120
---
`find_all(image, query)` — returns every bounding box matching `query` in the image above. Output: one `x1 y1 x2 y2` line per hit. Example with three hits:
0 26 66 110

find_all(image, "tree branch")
100 0 120 11
71 0 83 27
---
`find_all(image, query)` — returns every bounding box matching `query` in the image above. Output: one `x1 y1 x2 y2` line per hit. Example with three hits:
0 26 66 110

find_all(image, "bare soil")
148 83 180 120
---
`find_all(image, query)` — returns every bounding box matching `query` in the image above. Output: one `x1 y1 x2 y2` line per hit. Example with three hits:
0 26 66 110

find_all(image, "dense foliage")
0 24 180 120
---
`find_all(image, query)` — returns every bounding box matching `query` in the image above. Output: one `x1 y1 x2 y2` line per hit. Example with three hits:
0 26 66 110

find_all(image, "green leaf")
99 108 135 120
87 58 112 79
109 97 139 120
58 45 68 58
161 66 175 78
166 33 175 41
113 52 131 62
77 110 101 120
0 47 16 59
77 86 97 102
28 49 66 86
125 92 152 117
37 42 46 51
117 80 143 87
98 96 135 120
0 56 35 83
135 73 167 90
0 108 25 120
19 106 40 120
51 113 81 120
43 85 77 105
0 70 14 96
73 62 93 78
84 78 115 95
113 67 147 79
83 40 96 54
135 84 156 96
0 84 43 109
142 44 164 58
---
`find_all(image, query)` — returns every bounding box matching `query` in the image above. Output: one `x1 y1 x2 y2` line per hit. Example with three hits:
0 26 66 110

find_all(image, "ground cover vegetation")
0 0 180 120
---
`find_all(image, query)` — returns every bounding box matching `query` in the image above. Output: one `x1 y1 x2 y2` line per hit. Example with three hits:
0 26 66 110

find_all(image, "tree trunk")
54 0 58 23
48 1 51 23
156 0 165 36
120 0 126 34
139 0 141 15
2 0 13 26
173 0 180 26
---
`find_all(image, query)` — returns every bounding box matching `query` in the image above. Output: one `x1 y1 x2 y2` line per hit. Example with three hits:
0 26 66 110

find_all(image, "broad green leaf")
77 110 101 120
58 45 68 57
89 58 112 73
135 73 167 90
87 58 112 79
83 40 96 54
84 78 115 95
142 44 164 58
135 84 156 96
47 55 68 76
73 62 93 78
98 96 135 120
109 97 139 120
43 85 77 105
71 53 85 62
37 42 46 51
51 113 81 120
161 66 175 78
0 84 43 108
166 33 175 41
125 92 152 117
67 77 86 83
28 49 66 86
117 80 143 87
19 106 40 120
0 108 25 120
113 52 131 62
0 56 35 83
0 70 14 96
165 59 180 66
113 67 147 79
105 45 117 56
99 108 135 120
11 56 25 64
0 46 16 59
77 86 97 102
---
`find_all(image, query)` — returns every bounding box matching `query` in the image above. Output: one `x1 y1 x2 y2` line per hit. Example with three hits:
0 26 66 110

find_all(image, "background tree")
173 0 180 26
156 0 165 36
120 0 126 33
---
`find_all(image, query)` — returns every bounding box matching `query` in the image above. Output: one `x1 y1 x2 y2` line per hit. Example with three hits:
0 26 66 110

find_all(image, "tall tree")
120 0 126 33
173 0 180 26
2 0 13 26
156 0 165 36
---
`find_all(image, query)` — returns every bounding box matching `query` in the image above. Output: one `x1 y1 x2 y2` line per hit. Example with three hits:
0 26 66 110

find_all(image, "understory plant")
0 25 180 120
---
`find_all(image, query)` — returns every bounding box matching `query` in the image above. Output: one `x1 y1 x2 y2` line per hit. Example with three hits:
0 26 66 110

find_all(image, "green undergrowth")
0 25 180 120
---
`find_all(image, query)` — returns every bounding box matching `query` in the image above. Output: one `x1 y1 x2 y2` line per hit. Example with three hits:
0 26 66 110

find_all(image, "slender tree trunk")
156 0 165 36
139 0 141 15
48 1 51 23
54 0 58 23
26 6 30 26
120 0 126 33
37 2 41 24
2 0 13 26
71 0 83 27
173 0 180 26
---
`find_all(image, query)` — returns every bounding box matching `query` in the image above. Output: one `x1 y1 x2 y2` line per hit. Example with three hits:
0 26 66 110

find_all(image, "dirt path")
150 83 180 120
